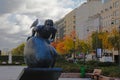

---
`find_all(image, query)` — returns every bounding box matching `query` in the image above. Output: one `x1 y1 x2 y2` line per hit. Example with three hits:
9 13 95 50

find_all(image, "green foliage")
12 56 24 63
86 60 99 66
0 56 8 62
101 66 120 77
55 56 80 72
77 40 91 53
85 60 117 67
91 32 102 50
108 35 119 49
98 62 117 67
0 56 24 63
11 43 25 56
55 58 120 77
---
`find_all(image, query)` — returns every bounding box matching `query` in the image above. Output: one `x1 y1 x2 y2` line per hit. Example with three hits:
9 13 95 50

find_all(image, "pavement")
0 66 90 80
0 66 26 80
59 78 91 80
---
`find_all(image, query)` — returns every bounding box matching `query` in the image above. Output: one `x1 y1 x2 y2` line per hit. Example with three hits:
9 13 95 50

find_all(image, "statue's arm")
50 27 57 41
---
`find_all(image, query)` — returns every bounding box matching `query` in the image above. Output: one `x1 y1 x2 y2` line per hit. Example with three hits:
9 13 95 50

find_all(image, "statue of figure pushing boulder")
24 19 57 68
18 19 62 80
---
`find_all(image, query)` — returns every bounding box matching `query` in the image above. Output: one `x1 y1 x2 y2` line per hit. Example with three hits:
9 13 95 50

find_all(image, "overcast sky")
0 0 86 50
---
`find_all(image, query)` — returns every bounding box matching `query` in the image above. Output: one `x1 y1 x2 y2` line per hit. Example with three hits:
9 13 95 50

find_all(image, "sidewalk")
0 66 91 80
59 78 90 80
0 66 26 80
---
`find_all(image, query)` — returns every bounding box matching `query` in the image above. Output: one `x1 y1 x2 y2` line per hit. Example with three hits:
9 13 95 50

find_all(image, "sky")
0 0 86 51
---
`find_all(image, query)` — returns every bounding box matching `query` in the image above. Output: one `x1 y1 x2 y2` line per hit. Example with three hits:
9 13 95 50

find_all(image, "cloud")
0 14 33 49
21 0 73 21
0 0 25 15
0 0 84 50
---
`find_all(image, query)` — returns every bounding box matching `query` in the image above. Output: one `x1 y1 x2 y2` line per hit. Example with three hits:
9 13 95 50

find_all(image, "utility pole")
118 26 120 67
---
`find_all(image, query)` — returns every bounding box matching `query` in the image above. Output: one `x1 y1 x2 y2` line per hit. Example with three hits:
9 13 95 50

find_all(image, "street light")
84 28 89 65
73 37 76 62
118 26 120 67
87 28 89 53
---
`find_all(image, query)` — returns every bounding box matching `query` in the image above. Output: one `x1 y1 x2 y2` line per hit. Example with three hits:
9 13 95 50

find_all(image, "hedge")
0 56 24 64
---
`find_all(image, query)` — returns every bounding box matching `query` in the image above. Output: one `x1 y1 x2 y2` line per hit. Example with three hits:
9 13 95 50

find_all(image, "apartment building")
64 9 76 36
101 0 120 31
101 0 120 63
76 0 102 39
87 13 101 33
55 18 65 40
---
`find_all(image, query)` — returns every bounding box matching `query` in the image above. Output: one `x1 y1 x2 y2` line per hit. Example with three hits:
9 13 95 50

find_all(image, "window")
110 6 112 9
115 19 119 24
105 8 108 11
114 1 119 8
113 10 119 16
101 10 103 13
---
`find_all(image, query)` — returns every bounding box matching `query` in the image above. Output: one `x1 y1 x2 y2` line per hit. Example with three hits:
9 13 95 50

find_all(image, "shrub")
0 56 8 62
0 56 24 64
101 66 120 78
98 62 117 67
86 60 100 67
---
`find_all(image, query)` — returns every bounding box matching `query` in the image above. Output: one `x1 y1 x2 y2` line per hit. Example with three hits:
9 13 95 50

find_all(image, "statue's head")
44 19 53 26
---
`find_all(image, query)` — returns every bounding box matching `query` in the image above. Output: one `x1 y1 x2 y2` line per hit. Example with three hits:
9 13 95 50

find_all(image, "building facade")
76 0 102 39
64 9 76 36
101 0 120 32
55 18 65 40
100 0 120 63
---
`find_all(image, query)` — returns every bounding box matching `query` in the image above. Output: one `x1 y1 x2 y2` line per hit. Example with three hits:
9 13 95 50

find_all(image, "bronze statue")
28 19 57 42
24 19 58 68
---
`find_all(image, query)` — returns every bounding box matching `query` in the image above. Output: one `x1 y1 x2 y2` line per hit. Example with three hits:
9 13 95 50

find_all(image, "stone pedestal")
17 68 62 80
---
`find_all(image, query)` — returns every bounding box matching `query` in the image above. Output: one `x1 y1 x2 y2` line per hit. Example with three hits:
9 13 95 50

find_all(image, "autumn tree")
98 31 113 51
56 41 66 55
55 30 77 55
108 27 120 50
51 41 58 48
77 40 91 53
91 31 102 50
11 43 25 56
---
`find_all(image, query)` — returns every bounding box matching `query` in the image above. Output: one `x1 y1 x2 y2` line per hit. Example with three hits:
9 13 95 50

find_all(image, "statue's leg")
32 29 36 36
51 57 56 68
27 29 36 41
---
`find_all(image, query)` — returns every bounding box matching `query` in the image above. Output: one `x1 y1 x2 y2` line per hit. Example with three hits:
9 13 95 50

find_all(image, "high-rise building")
64 9 77 36
102 0 111 3
100 0 120 63
55 18 65 40
76 0 102 39
101 0 120 31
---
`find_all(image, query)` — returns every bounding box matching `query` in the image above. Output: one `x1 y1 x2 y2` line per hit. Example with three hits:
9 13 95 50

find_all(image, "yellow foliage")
98 32 112 50
63 36 74 51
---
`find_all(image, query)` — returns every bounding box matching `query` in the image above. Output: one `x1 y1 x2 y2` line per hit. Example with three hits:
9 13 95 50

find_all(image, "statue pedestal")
17 68 62 80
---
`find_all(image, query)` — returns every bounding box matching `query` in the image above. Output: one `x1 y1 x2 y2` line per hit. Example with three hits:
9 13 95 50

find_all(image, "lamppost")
84 28 89 65
87 28 89 53
73 37 76 62
118 26 120 67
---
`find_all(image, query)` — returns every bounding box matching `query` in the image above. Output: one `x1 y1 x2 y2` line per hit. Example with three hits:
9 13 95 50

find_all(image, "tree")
63 35 74 52
108 28 120 50
56 41 66 55
91 32 102 50
98 31 112 50
55 30 77 55
51 41 58 48
78 40 91 53
11 43 25 56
